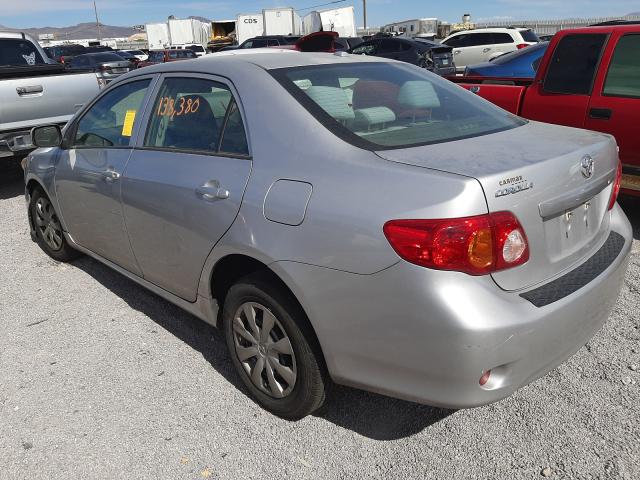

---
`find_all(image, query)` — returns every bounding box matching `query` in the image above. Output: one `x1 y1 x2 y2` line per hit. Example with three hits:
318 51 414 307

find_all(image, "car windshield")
0 39 45 66
272 62 525 150
491 42 548 65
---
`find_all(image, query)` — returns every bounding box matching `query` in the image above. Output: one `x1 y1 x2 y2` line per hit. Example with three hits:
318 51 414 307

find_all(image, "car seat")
164 95 219 151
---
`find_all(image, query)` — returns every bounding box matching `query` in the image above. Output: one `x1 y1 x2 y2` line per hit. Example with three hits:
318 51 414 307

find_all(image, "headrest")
397 81 441 109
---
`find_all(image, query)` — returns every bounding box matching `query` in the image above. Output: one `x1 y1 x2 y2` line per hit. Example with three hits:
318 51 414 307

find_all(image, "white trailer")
146 22 170 50
236 13 264 44
319 6 357 37
262 7 301 36
168 18 211 48
382 18 440 39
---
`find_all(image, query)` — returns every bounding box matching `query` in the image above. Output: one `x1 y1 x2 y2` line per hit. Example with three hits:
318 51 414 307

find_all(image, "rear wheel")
223 272 328 419
30 187 80 262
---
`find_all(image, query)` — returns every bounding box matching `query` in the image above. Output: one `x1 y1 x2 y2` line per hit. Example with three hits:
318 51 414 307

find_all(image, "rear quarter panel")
457 83 526 114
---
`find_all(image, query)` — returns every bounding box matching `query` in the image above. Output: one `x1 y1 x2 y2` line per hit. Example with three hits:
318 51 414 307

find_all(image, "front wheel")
30 187 80 262
223 272 328 419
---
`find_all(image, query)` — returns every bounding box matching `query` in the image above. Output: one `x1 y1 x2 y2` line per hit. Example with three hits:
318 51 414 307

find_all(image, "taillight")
516 43 529 49
608 161 622 210
383 211 529 275
99 65 111 72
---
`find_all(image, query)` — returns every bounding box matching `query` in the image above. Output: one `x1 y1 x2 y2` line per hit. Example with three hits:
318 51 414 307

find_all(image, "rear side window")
378 39 400 53
73 80 150 148
144 77 249 155
490 33 514 44
603 34 640 98
543 33 607 95
520 30 539 42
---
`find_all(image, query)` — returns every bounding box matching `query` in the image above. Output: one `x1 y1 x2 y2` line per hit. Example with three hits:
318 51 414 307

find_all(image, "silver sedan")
24 51 631 419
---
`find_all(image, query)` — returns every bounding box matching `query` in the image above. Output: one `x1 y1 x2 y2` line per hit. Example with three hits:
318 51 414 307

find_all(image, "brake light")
516 43 529 49
608 161 622 210
383 211 529 275
99 65 111 72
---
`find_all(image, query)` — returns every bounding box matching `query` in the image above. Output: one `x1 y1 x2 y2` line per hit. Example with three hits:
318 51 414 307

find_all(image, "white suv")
441 28 539 72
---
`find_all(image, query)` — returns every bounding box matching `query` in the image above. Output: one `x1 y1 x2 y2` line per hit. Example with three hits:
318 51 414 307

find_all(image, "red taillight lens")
99 65 110 72
516 43 529 49
383 212 529 275
608 160 622 210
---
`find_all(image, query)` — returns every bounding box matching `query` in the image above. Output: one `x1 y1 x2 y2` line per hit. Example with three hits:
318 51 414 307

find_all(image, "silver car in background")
24 51 631 419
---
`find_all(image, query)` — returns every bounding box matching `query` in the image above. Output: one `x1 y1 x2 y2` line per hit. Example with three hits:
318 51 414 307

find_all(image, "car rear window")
0 39 45 66
520 30 540 43
271 62 525 150
93 53 125 62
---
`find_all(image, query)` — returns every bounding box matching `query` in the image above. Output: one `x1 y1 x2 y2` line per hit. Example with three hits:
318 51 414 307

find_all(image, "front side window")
144 77 249 155
603 34 640 98
272 62 525 150
73 79 151 148
543 33 607 95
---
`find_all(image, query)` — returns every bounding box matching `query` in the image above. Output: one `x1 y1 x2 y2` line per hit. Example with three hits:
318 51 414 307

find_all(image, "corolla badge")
581 155 595 179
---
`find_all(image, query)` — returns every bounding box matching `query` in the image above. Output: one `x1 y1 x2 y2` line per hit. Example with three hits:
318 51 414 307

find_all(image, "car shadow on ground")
619 195 640 240
72 255 454 440
0 166 24 200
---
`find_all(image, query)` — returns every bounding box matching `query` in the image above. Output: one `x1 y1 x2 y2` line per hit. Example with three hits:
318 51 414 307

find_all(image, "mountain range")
0 22 137 40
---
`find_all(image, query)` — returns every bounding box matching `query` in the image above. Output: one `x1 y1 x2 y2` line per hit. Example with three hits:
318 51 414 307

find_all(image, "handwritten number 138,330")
156 96 201 117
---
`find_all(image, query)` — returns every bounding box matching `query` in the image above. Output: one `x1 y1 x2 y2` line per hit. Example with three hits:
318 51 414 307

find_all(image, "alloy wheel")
34 196 63 251
232 302 297 398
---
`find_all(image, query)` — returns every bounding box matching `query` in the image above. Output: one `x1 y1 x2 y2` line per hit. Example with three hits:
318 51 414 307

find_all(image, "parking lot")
0 165 638 480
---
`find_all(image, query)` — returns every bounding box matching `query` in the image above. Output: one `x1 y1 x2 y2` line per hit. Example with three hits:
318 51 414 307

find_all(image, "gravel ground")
1 167 639 480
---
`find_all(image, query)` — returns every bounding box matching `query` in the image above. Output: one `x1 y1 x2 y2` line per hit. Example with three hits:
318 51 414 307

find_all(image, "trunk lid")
376 121 619 291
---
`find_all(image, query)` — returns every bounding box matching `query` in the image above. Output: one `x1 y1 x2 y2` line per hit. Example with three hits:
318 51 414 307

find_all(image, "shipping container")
382 18 440 39
319 6 357 37
168 18 211 48
236 13 264 44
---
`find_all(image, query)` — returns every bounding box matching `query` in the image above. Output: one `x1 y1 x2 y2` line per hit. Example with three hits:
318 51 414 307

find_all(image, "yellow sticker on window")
121 110 136 137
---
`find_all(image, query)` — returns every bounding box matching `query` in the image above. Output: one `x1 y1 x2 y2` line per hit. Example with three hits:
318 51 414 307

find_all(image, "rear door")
122 74 252 302
584 32 640 191
521 32 608 127
488 32 517 58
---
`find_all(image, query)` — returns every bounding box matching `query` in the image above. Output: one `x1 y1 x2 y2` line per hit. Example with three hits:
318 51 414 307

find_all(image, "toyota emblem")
581 155 594 179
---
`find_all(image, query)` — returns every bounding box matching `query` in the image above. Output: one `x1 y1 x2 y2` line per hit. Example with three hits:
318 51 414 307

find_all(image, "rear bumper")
274 204 632 408
0 129 34 158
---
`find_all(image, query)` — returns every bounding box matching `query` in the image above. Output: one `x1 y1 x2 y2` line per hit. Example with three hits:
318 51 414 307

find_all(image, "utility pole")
362 0 367 30
93 0 102 42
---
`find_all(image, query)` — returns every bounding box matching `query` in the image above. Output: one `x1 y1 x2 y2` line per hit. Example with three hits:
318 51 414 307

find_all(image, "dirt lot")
1 166 639 479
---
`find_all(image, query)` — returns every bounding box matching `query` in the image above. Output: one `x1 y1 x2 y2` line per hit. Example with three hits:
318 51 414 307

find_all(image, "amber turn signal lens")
468 228 493 269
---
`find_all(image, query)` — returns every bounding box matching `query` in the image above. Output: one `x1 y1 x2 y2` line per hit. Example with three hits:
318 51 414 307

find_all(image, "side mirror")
31 125 62 148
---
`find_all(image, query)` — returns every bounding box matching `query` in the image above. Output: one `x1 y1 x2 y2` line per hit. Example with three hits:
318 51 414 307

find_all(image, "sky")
0 0 639 29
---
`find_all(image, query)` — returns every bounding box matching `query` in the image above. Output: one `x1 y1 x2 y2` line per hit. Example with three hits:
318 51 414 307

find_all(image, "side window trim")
134 71 252 159
66 75 159 150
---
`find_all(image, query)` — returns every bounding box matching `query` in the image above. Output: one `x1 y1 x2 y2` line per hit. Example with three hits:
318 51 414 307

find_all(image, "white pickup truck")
0 32 101 162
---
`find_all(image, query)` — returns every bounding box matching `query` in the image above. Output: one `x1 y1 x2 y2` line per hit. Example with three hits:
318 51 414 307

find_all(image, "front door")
122 74 252 302
55 78 154 274
584 32 640 186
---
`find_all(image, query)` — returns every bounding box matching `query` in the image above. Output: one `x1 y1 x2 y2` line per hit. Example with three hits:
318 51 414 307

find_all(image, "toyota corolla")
24 51 631 419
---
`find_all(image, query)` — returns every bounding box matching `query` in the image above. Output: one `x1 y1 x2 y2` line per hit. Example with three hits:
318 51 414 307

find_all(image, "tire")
223 272 328 419
30 187 80 262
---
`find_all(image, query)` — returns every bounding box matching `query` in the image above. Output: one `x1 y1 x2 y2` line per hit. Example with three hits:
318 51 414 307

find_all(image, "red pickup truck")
452 23 640 194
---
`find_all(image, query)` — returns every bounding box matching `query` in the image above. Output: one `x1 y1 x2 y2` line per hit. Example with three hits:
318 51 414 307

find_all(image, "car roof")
124 50 393 78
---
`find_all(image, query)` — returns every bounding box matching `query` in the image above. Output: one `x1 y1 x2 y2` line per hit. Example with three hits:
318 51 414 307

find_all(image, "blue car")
464 42 549 78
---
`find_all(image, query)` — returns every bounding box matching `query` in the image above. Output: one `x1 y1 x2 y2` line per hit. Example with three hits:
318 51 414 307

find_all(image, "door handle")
102 168 121 183
196 182 229 200
483 48 491 53
16 85 44 96
589 108 612 120
454 50 461 55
